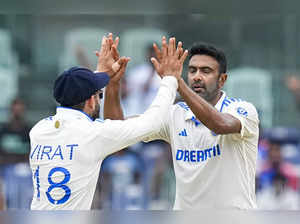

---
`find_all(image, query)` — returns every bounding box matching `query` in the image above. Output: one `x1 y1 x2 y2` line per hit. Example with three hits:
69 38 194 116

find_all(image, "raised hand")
151 36 188 80
109 57 131 84
95 33 120 76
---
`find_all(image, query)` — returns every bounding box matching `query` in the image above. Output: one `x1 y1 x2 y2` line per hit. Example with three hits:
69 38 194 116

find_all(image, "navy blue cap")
53 67 110 106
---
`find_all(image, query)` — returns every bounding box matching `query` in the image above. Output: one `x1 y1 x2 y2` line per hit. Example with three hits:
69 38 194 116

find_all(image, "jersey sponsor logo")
30 144 78 161
236 107 248 117
176 144 221 163
178 129 188 136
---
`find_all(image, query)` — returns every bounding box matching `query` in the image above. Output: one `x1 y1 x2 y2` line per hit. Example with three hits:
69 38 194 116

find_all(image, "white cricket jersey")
29 76 178 210
144 91 259 209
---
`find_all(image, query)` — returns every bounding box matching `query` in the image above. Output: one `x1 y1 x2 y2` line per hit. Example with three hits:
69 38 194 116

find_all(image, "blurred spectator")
149 143 175 209
259 141 299 191
286 75 300 110
0 98 31 165
0 98 32 209
257 172 300 210
0 178 6 210
98 149 146 209
124 44 161 116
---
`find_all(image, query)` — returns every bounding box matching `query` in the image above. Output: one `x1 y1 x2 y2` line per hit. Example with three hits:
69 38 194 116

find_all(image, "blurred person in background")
124 44 161 116
258 140 299 192
0 98 32 209
286 75 300 110
0 98 31 165
98 149 146 209
150 142 175 209
257 172 300 210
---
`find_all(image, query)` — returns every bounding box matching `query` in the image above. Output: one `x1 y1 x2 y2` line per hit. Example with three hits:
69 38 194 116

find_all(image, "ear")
85 96 95 110
218 73 227 88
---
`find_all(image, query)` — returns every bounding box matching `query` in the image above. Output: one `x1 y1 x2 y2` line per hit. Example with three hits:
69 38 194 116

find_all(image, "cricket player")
106 39 259 209
29 35 188 210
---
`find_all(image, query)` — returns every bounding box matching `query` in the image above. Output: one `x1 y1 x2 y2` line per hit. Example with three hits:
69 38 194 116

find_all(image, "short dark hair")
61 101 86 111
189 43 227 74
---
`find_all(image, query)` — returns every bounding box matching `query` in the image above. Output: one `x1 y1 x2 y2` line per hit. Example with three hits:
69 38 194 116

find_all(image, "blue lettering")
176 145 221 163
197 150 205 161
212 146 216 157
30 144 40 159
190 150 196 162
41 146 52 160
205 148 212 158
217 144 221 155
66 144 78 160
36 145 42 160
184 150 190 162
51 145 64 160
176 150 184 160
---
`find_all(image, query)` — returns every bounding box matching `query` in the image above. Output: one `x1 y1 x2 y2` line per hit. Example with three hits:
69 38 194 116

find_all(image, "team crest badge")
236 107 248 117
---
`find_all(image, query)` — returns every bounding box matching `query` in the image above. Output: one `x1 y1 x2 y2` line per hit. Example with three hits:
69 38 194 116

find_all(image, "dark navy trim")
57 106 93 121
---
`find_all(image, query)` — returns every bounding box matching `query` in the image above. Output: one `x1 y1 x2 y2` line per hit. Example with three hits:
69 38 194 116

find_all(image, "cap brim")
93 72 110 90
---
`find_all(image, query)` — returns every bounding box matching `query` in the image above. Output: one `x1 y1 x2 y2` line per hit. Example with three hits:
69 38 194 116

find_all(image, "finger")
112 60 121 73
175 41 183 58
115 58 130 78
114 36 120 48
179 50 189 64
108 33 113 49
100 36 108 55
112 56 130 73
111 45 120 61
153 43 162 62
150 57 160 73
168 37 175 56
162 36 167 57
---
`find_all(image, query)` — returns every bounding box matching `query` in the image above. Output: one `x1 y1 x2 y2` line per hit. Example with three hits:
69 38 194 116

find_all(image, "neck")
209 91 223 106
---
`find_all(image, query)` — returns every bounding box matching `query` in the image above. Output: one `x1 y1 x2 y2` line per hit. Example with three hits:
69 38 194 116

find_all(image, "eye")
201 68 212 74
189 67 197 73
99 92 103 99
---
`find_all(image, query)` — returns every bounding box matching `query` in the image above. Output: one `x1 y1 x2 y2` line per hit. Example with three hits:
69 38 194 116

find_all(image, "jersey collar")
56 106 94 122
184 90 227 121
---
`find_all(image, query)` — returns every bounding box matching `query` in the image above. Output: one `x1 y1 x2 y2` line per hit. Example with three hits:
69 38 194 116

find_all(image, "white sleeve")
226 102 259 139
94 76 177 158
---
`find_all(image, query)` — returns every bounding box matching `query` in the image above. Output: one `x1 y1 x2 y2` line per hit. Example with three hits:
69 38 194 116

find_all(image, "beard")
191 81 219 103
91 101 100 120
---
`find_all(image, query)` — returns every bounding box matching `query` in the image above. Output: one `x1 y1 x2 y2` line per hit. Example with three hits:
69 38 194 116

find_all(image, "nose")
192 70 204 82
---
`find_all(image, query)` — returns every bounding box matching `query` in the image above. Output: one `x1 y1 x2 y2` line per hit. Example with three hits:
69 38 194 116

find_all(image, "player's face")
91 91 102 120
187 55 222 103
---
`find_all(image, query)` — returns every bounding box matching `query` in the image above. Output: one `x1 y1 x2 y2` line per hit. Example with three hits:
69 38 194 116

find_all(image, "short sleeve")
226 102 259 139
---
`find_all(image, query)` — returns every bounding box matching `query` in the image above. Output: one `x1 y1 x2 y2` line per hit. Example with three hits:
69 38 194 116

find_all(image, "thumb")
112 58 122 72
150 57 160 73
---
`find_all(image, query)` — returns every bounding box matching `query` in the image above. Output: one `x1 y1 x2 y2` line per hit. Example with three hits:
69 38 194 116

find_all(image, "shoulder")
29 116 53 136
223 97 258 119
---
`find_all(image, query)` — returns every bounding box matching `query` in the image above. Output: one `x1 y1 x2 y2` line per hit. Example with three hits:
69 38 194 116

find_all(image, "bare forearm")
177 78 240 134
104 83 124 120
